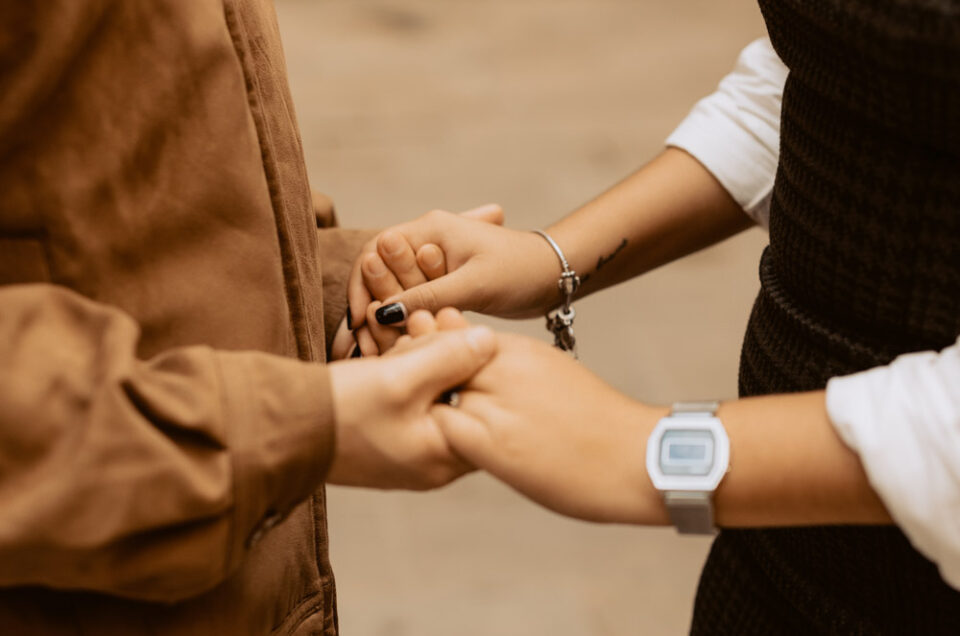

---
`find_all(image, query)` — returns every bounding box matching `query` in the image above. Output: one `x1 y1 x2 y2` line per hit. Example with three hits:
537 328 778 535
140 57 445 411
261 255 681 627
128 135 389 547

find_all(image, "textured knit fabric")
692 1 960 634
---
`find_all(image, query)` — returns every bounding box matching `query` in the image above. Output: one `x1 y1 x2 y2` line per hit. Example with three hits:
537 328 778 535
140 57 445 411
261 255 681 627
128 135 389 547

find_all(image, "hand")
345 207 564 350
330 204 506 359
326 321 496 490
436 334 670 525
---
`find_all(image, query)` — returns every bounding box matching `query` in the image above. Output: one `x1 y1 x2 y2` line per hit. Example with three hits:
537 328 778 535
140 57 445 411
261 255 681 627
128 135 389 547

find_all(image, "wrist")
527 228 581 315
508 230 574 317
609 400 672 526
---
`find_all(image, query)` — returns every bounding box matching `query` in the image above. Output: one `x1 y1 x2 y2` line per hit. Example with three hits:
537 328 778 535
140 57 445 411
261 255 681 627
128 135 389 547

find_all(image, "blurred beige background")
277 1 769 634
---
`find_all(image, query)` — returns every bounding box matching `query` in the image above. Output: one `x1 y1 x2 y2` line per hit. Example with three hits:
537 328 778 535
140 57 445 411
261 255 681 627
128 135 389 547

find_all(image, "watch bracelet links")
665 400 721 535
664 491 715 535
669 400 720 417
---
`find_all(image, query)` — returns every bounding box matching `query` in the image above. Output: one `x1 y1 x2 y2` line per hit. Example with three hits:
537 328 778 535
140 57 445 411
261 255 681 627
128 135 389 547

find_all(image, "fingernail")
364 253 387 276
345 303 353 330
422 246 443 270
380 231 405 256
375 302 407 325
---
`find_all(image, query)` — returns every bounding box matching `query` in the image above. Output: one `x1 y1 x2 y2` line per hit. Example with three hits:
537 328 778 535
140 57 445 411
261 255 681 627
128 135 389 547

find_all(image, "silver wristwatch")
645 401 730 535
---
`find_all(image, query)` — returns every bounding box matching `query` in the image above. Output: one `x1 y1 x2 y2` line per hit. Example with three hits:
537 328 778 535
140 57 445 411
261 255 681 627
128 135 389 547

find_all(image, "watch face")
659 429 714 476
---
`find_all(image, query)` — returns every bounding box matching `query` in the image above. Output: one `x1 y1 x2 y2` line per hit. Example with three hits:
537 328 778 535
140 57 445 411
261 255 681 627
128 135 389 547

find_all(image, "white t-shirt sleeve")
827 338 960 590
665 37 787 228
667 38 960 590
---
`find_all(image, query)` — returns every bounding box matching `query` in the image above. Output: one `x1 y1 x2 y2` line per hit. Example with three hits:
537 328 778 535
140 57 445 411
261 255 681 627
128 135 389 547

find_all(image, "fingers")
350 203 500 333
377 229 428 290
386 309 461 355
361 252 404 303
330 317 357 360
365 301 402 355
374 264 479 326
346 239 375 330
416 244 446 280
459 203 504 226
433 402 497 471
389 334 414 354
436 307 470 330
406 309 439 337
355 325 379 357
391 326 497 400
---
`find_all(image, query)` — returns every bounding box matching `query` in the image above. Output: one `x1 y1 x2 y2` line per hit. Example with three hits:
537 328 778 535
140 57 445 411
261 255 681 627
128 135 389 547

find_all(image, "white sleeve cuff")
665 38 787 229
826 338 960 590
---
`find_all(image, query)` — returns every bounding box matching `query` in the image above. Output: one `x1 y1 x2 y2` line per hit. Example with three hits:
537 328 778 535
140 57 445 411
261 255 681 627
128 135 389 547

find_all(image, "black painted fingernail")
375 302 407 325
345 303 353 330
350 343 362 358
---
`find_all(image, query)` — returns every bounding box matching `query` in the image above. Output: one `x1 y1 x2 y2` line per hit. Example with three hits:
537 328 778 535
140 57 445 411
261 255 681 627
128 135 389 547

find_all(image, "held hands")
327 199 663 518
395 309 668 525
326 315 496 490
437 332 667 525
329 305 667 523
332 204 563 358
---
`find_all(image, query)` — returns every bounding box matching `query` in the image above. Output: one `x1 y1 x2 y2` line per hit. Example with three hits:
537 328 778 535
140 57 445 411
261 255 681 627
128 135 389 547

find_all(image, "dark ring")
439 389 461 408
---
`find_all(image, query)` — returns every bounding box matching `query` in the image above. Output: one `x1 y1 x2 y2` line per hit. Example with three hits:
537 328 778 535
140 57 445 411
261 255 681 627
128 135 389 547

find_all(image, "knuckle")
423 208 449 223
378 368 410 405
422 460 457 490
361 252 383 277
376 230 400 253
436 306 461 322
362 236 380 255
414 283 441 312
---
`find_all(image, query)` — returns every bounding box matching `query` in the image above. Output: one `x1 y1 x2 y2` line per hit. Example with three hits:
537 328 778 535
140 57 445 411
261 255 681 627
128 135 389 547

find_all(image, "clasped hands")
326 206 669 526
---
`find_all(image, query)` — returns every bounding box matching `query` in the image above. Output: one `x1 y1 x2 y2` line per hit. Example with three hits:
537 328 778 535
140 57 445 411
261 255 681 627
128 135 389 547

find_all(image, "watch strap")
663 401 721 535
669 401 720 417
664 490 716 535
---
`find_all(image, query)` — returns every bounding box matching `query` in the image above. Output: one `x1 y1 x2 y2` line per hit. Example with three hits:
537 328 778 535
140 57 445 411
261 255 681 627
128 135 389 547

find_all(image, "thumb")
434 406 497 470
389 326 497 400
459 203 504 226
374 265 481 324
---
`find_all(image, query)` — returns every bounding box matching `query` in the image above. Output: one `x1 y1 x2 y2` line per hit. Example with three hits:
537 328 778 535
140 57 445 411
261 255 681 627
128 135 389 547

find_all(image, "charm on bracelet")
532 230 581 359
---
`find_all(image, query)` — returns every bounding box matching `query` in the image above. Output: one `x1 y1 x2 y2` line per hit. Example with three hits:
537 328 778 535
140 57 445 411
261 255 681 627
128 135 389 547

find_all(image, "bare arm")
713 391 888 527
546 147 753 303
345 147 754 328
435 333 889 528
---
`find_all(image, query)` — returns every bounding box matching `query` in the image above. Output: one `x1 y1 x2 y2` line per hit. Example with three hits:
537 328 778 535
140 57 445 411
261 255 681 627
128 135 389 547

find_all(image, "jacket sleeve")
0 284 335 603
314 181 379 353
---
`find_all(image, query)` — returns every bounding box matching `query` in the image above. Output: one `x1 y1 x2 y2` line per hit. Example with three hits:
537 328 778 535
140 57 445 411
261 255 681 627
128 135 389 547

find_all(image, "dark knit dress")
691 1 960 634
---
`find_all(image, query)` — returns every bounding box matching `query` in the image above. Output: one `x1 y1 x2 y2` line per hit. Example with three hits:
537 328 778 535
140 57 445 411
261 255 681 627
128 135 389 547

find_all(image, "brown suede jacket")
0 1 373 633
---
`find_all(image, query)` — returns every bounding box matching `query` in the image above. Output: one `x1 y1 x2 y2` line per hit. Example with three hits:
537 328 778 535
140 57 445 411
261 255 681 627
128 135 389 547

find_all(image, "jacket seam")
270 583 328 635
212 351 243 585
220 1 329 621
221 0 315 363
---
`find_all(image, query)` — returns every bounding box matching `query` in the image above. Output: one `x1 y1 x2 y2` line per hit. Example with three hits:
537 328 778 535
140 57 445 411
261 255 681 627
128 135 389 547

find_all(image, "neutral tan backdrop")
277 1 769 634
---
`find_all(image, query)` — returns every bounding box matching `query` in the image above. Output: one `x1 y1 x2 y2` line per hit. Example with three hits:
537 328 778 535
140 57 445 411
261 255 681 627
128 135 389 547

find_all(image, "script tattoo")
580 238 627 285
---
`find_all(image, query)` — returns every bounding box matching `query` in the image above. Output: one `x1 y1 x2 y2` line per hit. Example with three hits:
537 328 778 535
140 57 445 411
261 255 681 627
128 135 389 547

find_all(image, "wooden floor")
277 1 769 634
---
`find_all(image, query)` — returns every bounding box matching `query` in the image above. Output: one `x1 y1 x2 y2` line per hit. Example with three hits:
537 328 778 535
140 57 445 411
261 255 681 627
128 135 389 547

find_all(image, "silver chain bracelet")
532 230 580 358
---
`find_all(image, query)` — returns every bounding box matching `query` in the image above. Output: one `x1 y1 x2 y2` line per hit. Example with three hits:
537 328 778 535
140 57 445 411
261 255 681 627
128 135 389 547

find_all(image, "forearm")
632 391 891 528
545 147 753 303
348 148 755 321
0 285 334 601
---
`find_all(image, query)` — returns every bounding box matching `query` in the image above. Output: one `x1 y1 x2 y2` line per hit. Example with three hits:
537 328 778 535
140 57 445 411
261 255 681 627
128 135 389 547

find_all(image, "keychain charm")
533 230 581 359
547 306 577 353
